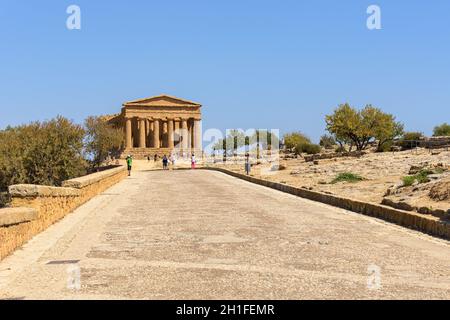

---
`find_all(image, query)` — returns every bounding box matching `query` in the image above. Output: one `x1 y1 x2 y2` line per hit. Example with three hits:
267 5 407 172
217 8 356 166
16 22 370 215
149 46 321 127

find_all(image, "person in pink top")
191 154 196 169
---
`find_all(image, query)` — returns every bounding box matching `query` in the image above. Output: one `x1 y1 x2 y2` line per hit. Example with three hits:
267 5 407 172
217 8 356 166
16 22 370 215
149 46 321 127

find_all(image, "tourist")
245 153 251 175
191 153 196 169
154 154 158 162
170 154 176 168
162 154 169 170
126 155 133 176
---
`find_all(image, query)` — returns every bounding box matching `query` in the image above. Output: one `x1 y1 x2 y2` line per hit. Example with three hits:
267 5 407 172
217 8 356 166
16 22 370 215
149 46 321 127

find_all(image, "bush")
331 172 364 184
283 132 311 150
399 132 424 149
433 123 450 137
402 169 433 186
294 143 321 155
319 135 336 149
377 141 393 152
402 176 416 187
0 192 10 208
0 116 87 192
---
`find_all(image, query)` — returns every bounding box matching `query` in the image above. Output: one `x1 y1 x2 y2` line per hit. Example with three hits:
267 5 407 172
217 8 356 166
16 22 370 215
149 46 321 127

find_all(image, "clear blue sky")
1 0 449 142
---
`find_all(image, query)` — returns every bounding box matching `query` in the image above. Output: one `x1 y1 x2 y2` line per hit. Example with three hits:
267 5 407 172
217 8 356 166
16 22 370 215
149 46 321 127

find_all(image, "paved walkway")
0 170 449 299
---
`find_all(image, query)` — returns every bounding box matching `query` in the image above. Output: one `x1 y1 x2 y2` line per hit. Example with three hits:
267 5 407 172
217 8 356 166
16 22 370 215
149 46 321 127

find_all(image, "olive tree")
325 104 403 151
84 116 124 167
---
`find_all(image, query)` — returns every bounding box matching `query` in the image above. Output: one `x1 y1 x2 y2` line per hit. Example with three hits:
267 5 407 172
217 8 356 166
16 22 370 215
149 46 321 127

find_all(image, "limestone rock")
0 207 38 227
429 178 450 201
8 184 80 198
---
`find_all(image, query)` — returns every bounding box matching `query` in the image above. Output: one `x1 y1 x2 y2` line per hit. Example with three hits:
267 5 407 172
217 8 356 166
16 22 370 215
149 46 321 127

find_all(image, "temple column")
145 119 151 147
168 119 174 149
181 119 188 150
174 120 180 146
139 118 146 148
132 118 139 147
193 119 202 151
163 121 168 148
153 119 160 149
190 120 194 149
125 118 132 149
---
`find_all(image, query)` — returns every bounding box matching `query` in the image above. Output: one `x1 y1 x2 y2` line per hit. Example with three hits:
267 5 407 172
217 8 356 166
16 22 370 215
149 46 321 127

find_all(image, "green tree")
0 116 87 192
373 115 404 152
23 117 87 186
326 104 402 151
84 116 124 167
433 123 450 136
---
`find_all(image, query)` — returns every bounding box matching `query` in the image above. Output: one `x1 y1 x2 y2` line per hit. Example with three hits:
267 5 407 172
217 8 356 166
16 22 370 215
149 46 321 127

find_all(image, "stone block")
8 184 79 198
0 207 38 227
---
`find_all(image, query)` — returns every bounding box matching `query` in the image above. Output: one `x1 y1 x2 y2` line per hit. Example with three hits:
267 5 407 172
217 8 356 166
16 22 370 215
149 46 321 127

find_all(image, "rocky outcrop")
429 177 450 201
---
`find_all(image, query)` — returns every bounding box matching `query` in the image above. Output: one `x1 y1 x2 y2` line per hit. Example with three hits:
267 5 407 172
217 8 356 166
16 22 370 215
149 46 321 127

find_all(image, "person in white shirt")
191 154 196 169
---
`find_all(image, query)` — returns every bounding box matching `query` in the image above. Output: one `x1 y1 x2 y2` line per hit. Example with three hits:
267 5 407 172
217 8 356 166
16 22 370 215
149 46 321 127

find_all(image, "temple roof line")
123 94 202 108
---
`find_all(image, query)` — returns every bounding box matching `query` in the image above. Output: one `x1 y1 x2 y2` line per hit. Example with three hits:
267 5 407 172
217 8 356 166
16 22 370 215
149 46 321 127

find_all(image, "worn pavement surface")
0 170 449 299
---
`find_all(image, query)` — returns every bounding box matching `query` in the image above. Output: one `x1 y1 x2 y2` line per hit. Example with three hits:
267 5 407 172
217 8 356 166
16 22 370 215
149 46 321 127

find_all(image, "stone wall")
418 136 450 149
0 166 127 261
304 151 365 162
204 167 450 240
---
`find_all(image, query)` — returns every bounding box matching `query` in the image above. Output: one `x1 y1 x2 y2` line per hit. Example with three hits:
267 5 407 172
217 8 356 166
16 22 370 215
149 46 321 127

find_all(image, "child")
191 153 196 169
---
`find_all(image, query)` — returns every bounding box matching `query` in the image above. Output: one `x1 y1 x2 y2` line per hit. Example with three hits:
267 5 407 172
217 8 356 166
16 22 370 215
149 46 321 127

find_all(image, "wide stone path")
0 170 449 299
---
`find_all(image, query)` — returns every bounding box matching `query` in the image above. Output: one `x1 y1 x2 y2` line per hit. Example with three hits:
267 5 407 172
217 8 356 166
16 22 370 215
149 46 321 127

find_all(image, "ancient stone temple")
107 94 203 159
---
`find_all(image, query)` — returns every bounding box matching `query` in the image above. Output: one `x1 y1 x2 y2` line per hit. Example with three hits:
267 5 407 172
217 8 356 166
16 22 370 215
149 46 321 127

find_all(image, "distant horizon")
1 1 449 142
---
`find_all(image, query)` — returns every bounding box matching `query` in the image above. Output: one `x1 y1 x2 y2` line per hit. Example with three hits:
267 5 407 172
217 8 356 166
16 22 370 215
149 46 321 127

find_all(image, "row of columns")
125 117 201 150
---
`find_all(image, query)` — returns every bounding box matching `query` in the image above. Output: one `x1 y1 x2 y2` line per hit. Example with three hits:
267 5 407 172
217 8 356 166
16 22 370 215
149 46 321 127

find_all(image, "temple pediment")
123 95 201 108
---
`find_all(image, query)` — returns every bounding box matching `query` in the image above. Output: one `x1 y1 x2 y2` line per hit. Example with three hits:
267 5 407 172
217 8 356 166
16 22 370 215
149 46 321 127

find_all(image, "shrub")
433 123 450 137
294 143 321 155
402 176 416 187
0 116 87 191
331 172 364 184
283 132 311 150
319 135 336 149
402 169 433 187
0 192 10 208
399 132 424 149
377 141 393 152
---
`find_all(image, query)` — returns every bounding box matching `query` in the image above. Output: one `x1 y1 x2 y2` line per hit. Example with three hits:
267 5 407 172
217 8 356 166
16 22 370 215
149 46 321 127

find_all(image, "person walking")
162 154 169 170
126 155 133 176
245 153 251 175
191 153 196 169
170 154 176 168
